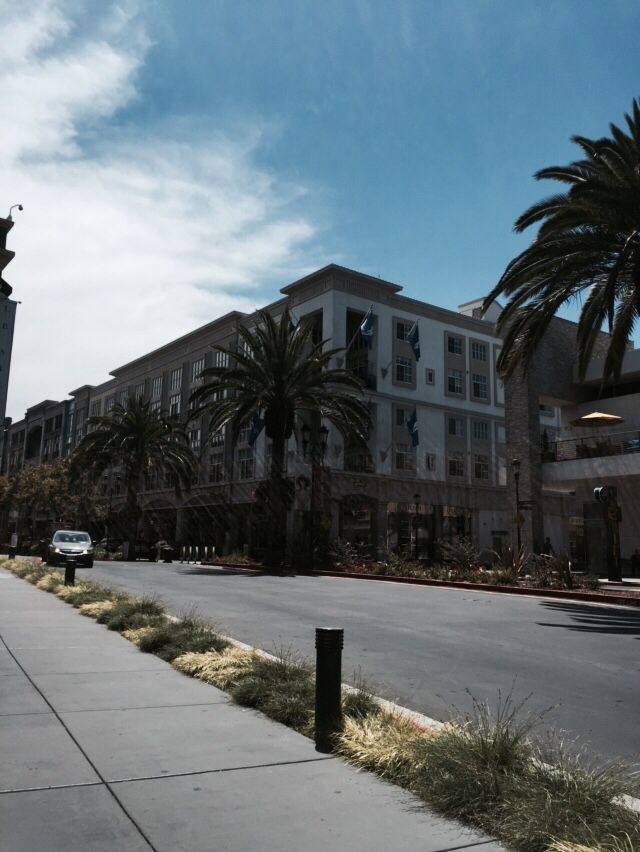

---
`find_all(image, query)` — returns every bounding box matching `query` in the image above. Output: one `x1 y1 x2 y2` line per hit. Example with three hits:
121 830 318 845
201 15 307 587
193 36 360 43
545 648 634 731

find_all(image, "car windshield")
53 532 91 544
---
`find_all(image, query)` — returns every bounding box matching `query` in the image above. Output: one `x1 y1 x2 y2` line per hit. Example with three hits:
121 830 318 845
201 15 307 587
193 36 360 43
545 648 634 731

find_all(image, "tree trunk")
266 437 287 568
125 474 140 561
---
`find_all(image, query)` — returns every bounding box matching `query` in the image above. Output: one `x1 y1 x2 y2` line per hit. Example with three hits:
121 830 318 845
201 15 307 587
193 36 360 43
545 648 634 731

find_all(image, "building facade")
3 264 570 559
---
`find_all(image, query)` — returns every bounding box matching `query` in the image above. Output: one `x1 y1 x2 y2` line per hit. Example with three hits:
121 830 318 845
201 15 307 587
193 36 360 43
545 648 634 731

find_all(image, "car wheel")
87 560 94 569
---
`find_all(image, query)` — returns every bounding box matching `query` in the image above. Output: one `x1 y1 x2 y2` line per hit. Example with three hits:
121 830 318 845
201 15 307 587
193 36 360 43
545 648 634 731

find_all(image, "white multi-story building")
4 264 571 559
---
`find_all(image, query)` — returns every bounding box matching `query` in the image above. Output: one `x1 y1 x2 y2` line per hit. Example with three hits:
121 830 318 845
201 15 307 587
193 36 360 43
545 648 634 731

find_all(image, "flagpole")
344 304 374 355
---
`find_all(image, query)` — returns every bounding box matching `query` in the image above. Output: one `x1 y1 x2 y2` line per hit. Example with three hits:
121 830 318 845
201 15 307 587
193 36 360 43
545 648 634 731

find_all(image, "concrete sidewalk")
0 568 502 852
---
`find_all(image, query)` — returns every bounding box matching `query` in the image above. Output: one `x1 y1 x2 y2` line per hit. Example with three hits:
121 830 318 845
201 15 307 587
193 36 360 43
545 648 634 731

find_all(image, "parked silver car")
46 530 95 568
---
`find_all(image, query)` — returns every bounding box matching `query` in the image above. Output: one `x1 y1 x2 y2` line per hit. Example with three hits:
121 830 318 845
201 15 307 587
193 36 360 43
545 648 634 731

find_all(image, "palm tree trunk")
266 438 287 568
125 474 140 561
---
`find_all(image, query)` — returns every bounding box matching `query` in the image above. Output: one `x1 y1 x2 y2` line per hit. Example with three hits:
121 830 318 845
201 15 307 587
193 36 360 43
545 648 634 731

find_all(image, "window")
214 350 229 369
134 382 145 399
210 427 225 447
44 418 53 434
396 408 406 427
238 425 250 445
54 414 62 430
170 368 182 393
448 416 465 437
539 403 554 416
425 368 435 385
395 442 415 471
496 425 506 444
471 373 488 400
448 452 464 477
471 342 487 361
472 420 489 441
106 396 115 412
90 400 101 417
150 399 161 416
209 452 225 483
189 429 201 452
238 447 255 480
191 357 205 385
447 335 462 355
474 453 489 480
426 453 436 471
447 369 463 394
169 393 181 417
396 320 412 341
395 357 412 384
151 376 162 399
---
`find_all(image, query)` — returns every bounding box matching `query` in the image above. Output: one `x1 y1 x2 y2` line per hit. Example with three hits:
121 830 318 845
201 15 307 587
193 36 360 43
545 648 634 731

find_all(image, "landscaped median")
2 556 639 852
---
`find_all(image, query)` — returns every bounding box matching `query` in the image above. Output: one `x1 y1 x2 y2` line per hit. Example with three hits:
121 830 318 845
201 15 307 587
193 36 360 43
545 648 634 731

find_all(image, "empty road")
83 560 640 764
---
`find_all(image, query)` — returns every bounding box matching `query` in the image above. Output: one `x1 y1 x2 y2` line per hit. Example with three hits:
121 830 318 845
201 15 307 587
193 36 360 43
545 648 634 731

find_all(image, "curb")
309 569 640 608
187 561 640 607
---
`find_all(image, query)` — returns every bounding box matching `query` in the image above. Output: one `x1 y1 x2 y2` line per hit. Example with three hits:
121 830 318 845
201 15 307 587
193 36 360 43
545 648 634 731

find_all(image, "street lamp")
413 492 421 560
511 458 522 553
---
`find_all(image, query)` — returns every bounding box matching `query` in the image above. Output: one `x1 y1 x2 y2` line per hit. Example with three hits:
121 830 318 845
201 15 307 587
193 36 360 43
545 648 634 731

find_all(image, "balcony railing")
346 353 377 391
544 429 640 462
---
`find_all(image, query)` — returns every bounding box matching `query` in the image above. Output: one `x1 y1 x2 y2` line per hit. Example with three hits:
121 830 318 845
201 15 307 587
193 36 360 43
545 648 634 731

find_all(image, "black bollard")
314 627 344 753
64 561 76 586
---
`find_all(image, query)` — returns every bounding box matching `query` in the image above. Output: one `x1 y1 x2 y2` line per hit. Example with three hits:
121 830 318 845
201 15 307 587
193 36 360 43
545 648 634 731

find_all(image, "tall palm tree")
485 99 640 384
190 308 371 566
72 397 197 553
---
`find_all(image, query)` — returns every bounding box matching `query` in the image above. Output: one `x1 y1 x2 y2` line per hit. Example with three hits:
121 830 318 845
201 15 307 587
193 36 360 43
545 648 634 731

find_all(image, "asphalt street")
83 560 640 765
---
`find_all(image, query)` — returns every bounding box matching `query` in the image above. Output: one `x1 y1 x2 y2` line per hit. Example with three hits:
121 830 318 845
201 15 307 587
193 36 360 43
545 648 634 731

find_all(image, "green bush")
230 654 315 733
102 597 166 631
136 613 228 661
497 750 640 852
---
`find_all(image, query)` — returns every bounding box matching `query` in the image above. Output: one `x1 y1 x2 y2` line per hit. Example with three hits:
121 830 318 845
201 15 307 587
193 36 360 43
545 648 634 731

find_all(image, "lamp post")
511 458 522 553
413 492 421 560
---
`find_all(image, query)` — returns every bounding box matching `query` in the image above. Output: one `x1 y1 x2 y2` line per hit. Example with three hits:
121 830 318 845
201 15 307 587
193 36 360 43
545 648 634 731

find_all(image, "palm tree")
190 307 371 566
485 99 640 384
72 397 198 554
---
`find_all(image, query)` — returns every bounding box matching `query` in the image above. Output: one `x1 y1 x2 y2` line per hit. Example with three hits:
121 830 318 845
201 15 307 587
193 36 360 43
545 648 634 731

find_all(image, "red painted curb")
193 561 640 607
309 569 640 607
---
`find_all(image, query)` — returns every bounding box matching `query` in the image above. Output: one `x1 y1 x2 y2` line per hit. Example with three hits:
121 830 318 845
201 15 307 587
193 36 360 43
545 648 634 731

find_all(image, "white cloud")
2 1 319 419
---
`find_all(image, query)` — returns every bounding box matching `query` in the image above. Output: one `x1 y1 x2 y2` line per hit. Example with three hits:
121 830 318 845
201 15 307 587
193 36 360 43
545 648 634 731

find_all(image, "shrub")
173 648 256 690
337 712 431 787
329 537 359 567
57 582 119 607
135 612 228 661
230 653 315 733
580 575 600 591
497 749 640 852
414 695 536 825
493 545 530 578
36 571 64 592
102 597 166 632
343 687 380 720
79 600 116 619
439 537 481 572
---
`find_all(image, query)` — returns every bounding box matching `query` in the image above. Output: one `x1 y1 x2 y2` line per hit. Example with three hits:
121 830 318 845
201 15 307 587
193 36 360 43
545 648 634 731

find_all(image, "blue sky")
3 1 639 417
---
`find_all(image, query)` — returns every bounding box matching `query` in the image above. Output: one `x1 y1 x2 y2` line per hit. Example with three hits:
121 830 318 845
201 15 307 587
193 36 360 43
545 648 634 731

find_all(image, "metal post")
314 627 344 753
64 560 76 586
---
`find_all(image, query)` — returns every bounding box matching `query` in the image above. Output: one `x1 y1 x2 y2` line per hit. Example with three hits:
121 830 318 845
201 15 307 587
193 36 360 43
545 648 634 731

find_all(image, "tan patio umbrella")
569 411 624 428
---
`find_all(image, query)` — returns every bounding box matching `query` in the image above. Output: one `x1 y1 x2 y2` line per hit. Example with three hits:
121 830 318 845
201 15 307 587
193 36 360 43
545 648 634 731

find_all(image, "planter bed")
311 568 640 607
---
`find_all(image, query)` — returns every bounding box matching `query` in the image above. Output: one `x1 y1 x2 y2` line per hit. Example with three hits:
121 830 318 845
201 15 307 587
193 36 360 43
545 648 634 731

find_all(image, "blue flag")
248 412 265 447
406 408 419 447
408 321 420 361
359 307 374 349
